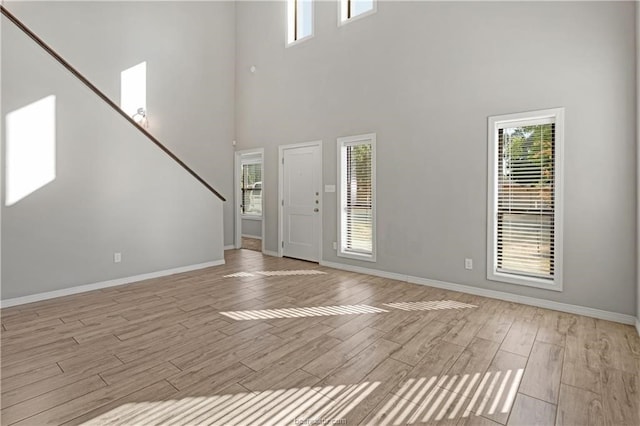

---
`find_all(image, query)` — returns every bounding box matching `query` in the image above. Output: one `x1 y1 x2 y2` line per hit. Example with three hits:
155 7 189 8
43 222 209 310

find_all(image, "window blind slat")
496 123 555 279
344 143 373 254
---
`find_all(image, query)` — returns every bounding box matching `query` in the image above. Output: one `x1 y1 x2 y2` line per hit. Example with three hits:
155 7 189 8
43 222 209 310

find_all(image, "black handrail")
0 5 226 202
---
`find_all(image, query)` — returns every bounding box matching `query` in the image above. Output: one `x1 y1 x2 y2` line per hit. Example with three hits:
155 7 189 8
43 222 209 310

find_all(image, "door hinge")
282 157 284 164
281 199 284 206
282 241 284 248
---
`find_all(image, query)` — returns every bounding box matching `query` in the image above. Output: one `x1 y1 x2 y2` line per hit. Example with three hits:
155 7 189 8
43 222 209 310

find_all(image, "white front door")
282 144 321 262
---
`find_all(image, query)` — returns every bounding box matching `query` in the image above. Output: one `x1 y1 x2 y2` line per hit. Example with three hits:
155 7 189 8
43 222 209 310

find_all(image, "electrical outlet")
333 242 337 250
114 252 122 263
465 258 473 270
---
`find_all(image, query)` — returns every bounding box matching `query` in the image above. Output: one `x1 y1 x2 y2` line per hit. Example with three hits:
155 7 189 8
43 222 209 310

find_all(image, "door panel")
283 145 321 262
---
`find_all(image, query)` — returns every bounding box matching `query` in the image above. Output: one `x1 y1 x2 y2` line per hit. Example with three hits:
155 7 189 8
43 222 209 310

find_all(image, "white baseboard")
262 250 280 257
636 318 640 336
224 245 236 250
1 259 225 308
241 234 262 240
319 260 636 326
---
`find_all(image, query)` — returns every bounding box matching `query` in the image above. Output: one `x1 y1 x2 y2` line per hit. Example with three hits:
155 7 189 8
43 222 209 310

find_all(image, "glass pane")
497 123 555 278
241 163 262 216
497 213 553 277
344 143 372 254
297 0 313 39
351 0 373 17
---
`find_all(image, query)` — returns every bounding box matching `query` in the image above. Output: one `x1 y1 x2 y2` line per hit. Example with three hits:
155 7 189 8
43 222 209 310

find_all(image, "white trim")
240 215 263 221
338 0 377 26
636 318 640 336
234 149 265 252
263 250 281 258
337 133 376 262
487 107 565 292
320 260 402 281
242 234 262 240
0 260 225 308
224 245 236 250
278 140 323 261
319 260 636 326
287 0 314 47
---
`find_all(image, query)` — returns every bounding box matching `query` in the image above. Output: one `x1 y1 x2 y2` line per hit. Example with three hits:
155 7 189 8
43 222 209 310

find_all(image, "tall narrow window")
488 108 564 290
340 0 376 23
338 133 376 261
288 0 313 45
120 62 146 118
241 161 262 217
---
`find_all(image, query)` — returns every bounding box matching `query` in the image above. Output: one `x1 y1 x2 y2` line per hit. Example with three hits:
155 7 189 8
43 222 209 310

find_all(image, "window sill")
338 8 377 27
286 34 313 48
488 271 562 292
241 215 263 221
337 250 376 263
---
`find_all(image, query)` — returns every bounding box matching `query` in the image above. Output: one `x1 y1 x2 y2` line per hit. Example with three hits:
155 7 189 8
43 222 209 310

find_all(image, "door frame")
234 148 265 252
278 140 323 259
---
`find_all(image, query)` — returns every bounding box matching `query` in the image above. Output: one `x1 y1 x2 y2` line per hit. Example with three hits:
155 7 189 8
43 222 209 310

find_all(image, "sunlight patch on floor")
219 304 388 320
383 300 477 312
81 382 380 426
223 272 257 278
223 270 327 278
371 369 524 425
80 369 523 425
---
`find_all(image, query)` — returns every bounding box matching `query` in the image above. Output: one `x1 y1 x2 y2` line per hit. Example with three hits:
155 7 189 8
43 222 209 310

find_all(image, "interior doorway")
234 149 265 252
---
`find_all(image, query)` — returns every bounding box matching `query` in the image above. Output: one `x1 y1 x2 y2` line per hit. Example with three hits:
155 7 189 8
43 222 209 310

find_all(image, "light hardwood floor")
241 237 262 252
1 249 638 425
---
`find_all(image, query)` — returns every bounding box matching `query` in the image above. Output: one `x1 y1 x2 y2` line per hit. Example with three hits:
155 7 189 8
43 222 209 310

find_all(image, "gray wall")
1 2 231 299
236 1 637 315
242 219 262 238
3 1 236 246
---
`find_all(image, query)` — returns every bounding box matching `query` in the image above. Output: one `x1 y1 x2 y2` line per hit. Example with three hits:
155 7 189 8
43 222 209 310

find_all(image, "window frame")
337 133 377 262
487 108 565 291
240 159 263 220
338 0 377 26
287 0 314 47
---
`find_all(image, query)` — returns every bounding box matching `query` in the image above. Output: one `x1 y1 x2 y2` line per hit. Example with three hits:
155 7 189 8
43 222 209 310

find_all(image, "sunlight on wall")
81 370 524 425
5 95 56 206
120 61 146 117
220 304 388 320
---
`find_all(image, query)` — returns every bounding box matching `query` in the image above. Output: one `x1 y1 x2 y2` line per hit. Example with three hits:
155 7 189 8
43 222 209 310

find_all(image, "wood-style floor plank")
0 249 637 426
518 341 564 404
506 393 556 426
556 383 604 426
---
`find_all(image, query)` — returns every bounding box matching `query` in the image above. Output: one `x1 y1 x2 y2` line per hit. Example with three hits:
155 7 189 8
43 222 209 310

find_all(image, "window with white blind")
340 0 376 24
338 133 376 261
488 108 564 291
287 0 313 45
241 161 262 217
